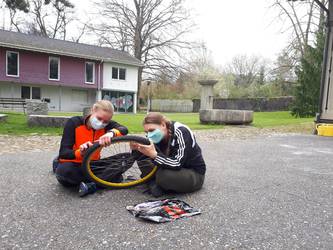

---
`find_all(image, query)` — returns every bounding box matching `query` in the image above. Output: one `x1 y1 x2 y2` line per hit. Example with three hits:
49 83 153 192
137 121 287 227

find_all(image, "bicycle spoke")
84 136 157 187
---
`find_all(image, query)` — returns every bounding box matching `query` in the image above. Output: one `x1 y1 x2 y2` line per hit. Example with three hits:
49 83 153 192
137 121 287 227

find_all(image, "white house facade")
101 62 139 113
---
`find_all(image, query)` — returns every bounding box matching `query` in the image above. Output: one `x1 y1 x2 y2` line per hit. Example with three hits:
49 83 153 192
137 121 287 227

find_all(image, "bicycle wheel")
82 135 157 188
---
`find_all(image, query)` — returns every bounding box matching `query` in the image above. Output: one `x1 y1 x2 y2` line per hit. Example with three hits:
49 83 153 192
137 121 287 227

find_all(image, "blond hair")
92 100 114 114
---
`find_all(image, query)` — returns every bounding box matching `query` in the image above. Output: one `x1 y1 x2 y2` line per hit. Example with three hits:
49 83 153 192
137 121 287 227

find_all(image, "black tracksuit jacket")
152 121 206 175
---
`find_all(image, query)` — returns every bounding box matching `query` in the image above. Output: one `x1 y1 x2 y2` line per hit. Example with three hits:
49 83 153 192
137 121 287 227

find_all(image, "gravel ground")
0 124 314 155
0 131 332 249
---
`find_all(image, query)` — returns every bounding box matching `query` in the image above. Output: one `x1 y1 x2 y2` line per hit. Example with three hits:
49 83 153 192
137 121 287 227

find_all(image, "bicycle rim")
82 136 158 188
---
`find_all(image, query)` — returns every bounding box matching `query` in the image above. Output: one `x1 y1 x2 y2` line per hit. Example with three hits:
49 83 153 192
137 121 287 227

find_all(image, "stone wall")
28 115 70 127
151 99 193 113
193 96 294 112
200 109 253 125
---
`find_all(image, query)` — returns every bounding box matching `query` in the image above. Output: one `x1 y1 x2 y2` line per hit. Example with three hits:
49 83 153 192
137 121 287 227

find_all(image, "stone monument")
198 79 218 110
198 79 253 125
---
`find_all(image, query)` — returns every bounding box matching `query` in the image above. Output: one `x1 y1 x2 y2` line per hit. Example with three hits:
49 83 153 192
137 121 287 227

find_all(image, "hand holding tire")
99 132 114 147
79 141 93 156
82 135 158 188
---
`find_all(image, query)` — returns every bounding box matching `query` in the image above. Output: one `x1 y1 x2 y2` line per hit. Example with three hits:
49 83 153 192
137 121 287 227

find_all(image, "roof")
0 29 143 66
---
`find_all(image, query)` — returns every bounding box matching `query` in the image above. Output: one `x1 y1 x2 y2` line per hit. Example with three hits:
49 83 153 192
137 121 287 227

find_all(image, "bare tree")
3 0 29 31
225 54 269 87
184 43 217 76
91 0 195 99
271 0 327 63
27 0 74 39
271 49 296 83
3 0 76 40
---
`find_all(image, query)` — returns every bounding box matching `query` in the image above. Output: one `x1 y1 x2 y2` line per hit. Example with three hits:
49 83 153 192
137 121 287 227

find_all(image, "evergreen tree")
291 27 325 117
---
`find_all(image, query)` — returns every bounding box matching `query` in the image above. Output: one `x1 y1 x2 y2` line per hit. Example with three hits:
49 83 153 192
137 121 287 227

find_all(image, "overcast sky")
1 0 291 66
76 0 291 66
187 0 291 66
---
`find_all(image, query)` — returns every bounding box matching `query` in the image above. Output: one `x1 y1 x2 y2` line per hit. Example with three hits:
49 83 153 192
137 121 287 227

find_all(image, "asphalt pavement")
0 134 332 249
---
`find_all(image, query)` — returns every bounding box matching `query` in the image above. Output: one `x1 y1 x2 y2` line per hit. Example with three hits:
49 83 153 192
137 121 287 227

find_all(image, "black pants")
136 153 205 193
155 168 205 193
55 161 89 187
54 159 123 187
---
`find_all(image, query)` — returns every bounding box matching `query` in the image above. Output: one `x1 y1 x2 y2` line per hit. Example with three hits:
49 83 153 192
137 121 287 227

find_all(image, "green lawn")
0 111 314 135
0 112 64 135
253 111 314 128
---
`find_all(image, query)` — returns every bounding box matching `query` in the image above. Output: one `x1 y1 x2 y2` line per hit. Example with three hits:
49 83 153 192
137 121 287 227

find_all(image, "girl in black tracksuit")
132 112 206 194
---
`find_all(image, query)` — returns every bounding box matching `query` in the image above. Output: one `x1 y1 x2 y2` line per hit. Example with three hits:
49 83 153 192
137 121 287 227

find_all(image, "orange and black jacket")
58 116 128 163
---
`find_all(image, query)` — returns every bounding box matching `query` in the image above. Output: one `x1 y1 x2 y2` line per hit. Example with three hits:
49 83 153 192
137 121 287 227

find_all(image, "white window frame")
48 56 60 81
112 66 126 81
85 61 95 84
6 51 19 77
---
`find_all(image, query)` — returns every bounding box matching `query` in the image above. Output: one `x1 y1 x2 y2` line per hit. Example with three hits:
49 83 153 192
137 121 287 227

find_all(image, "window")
21 86 41 99
111 67 126 80
119 68 126 80
85 62 95 84
112 67 118 79
6 51 19 77
21 86 30 99
32 87 41 99
49 57 60 80
102 90 133 112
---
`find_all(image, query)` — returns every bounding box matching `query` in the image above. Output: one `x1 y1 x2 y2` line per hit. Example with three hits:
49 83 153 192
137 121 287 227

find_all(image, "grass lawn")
253 111 314 128
0 111 314 135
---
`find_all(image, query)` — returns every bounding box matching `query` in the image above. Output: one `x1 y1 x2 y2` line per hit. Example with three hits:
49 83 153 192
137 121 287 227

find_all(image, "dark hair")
143 112 171 129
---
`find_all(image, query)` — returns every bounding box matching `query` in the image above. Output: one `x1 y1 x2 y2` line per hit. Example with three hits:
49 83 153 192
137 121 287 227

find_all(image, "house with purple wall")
0 29 142 112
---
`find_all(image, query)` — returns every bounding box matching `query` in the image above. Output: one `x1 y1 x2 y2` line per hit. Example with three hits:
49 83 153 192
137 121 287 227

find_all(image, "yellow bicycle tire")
82 135 157 188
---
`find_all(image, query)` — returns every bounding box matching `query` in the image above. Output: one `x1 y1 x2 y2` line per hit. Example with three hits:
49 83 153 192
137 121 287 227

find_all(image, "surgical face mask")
90 116 108 130
147 128 164 144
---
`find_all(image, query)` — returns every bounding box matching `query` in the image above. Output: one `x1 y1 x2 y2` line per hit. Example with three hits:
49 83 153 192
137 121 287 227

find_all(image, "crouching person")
53 100 128 197
131 112 206 197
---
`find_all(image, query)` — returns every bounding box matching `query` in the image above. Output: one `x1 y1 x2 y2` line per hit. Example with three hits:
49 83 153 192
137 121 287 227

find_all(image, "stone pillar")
198 80 218 110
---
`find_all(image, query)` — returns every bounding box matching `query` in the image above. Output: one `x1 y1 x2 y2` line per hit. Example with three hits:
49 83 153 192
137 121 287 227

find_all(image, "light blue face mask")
147 128 164 144
90 116 108 130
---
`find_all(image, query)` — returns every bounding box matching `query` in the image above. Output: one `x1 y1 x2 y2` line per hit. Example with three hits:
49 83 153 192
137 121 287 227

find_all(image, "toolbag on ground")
126 199 201 223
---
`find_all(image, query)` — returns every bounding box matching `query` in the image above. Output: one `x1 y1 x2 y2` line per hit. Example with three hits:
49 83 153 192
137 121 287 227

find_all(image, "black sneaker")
148 181 166 198
78 182 97 197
